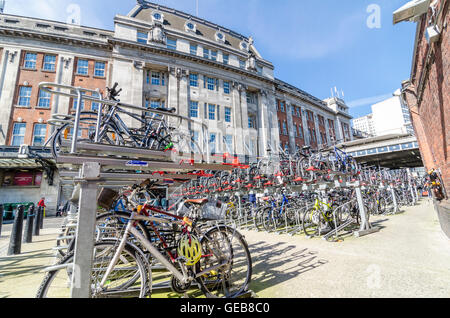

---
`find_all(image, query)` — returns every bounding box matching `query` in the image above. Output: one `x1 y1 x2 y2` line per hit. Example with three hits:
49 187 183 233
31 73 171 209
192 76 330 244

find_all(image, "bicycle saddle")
156 107 177 113
185 198 209 205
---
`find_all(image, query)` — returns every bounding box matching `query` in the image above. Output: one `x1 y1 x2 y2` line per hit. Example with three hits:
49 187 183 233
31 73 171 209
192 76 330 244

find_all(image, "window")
247 92 258 105
223 54 229 65
76 59 89 75
203 48 217 60
190 44 197 55
249 117 257 129
208 104 216 120
310 128 317 143
11 123 26 146
298 125 304 139
24 53 37 69
33 124 47 146
73 92 86 110
151 72 161 85
167 38 177 50
294 124 298 138
225 107 232 123
190 74 198 87
137 31 148 44
292 106 296 116
207 77 215 91
239 59 246 69
209 133 216 153
37 89 51 108
43 55 56 71
296 107 301 118
280 101 285 112
92 102 100 111
282 122 288 135
211 51 217 61
189 101 199 118
224 135 233 153
223 81 230 94
191 131 199 152
94 62 106 77
18 86 32 107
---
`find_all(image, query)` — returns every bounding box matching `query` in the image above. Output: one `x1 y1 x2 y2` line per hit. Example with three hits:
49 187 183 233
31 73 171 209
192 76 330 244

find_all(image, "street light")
0 0 5 14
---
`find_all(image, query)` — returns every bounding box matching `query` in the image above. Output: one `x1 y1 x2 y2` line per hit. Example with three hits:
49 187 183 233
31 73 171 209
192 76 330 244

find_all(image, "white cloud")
347 93 394 108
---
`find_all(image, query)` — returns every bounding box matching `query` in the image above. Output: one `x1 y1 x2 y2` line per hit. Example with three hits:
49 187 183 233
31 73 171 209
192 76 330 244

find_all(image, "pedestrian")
38 197 46 217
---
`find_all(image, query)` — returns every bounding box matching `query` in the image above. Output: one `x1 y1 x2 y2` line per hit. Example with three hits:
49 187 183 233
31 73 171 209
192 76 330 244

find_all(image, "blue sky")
4 0 417 118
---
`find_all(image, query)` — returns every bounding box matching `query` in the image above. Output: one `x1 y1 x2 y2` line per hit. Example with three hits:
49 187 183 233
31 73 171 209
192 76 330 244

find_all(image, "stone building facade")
399 0 449 238
0 1 353 212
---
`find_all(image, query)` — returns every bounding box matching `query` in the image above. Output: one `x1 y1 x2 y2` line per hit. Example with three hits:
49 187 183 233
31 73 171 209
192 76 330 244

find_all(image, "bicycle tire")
36 241 148 298
195 225 252 298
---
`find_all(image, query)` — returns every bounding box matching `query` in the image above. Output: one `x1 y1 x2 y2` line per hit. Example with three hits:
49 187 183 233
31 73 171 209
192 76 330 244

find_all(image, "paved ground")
0 200 449 298
245 200 450 298
0 217 63 298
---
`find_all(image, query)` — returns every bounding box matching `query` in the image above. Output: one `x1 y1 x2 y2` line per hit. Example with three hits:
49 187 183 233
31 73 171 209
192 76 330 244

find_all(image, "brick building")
396 0 449 238
0 1 352 213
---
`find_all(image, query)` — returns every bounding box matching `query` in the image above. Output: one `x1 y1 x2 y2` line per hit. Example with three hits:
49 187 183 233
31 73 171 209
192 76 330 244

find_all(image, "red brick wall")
403 0 449 190
7 51 58 145
70 57 108 113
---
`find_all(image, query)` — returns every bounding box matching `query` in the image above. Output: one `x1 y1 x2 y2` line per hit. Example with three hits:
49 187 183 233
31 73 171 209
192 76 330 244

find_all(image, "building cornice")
108 37 274 85
0 26 112 50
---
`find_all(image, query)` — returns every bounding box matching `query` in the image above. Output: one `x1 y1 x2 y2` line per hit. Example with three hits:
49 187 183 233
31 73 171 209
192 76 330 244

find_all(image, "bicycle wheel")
302 208 320 237
36 241 148 298
195 225 252 298
51 114 98 158
262 206 280 232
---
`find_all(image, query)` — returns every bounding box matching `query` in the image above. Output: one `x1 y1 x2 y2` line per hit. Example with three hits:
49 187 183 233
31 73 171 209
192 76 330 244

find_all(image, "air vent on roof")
54 26 68 31
36 23 51 28
83 31 96 36
5 19 19 24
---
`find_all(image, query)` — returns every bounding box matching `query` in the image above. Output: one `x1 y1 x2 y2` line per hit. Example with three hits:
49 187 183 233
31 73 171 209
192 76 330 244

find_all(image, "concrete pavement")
245 200 450 298
0 201 449 298
0 217 63 298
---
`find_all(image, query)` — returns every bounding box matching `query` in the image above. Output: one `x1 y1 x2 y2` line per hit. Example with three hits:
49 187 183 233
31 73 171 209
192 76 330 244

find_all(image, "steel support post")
390 186 399 214
354 184 380 237
70 163 100 298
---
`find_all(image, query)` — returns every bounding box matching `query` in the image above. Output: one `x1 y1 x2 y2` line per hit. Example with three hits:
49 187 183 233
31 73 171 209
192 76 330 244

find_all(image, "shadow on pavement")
248 241 328 294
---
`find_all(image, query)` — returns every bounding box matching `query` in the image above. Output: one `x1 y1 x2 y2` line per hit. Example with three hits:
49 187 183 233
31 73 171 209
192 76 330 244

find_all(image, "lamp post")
0 1 5 14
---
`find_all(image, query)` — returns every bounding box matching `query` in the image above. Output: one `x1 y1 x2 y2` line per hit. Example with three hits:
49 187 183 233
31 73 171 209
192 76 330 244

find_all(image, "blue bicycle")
262 191 296 231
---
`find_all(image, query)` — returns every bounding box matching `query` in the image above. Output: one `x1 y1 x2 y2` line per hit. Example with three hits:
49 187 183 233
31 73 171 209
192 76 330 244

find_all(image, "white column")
0 48 21 145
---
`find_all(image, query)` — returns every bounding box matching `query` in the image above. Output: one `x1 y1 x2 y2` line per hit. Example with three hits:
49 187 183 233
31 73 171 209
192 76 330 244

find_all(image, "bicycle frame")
99 206 230 290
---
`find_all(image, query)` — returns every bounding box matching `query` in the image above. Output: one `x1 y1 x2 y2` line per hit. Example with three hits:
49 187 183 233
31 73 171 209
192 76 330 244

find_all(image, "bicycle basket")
97 188 120 210
200 200 226 221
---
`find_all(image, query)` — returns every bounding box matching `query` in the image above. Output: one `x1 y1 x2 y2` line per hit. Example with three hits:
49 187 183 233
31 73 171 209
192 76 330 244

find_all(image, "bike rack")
39 82 213 165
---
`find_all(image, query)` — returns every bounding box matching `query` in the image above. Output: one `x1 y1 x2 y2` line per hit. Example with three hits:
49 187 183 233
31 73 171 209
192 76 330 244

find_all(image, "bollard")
39 206 44 230
0 204 4 237
23 206 35 243
7 205 25 256
33 206 41 236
